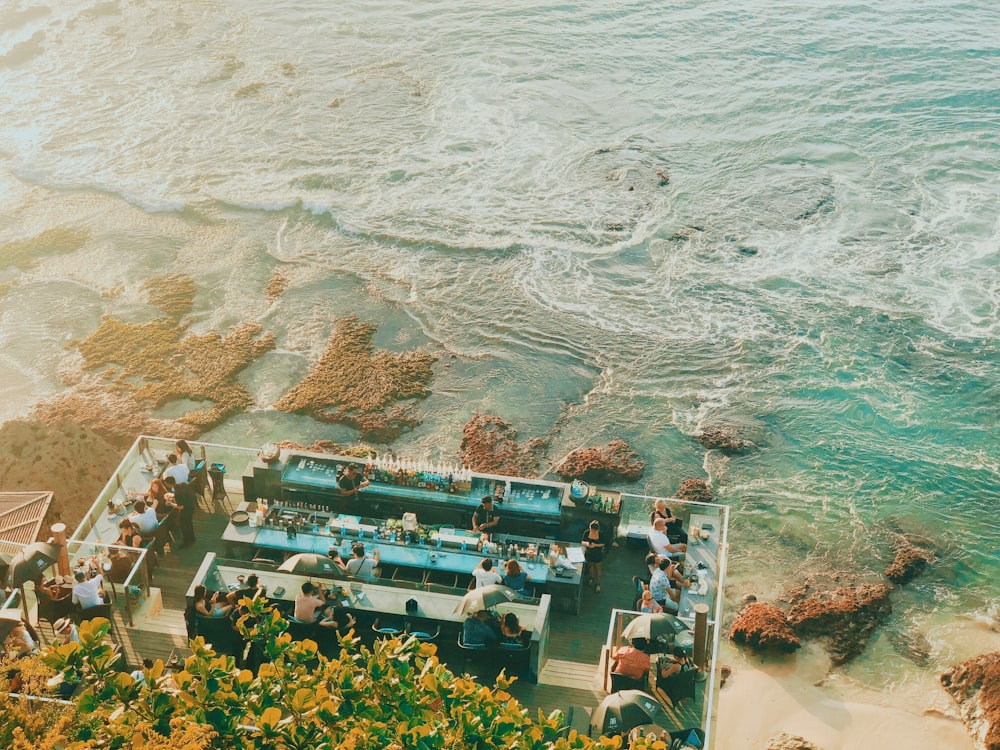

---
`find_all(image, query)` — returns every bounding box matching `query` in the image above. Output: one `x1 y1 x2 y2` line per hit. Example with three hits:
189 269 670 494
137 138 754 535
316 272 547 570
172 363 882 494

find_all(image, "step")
538 658 601 690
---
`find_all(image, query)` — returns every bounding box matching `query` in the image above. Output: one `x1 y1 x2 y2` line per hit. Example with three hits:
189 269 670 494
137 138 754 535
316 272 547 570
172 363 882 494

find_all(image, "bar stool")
372 616 404 637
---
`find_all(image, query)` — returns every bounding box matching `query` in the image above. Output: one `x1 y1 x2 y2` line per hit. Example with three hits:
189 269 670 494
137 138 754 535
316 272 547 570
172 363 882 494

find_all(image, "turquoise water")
1 0 998 693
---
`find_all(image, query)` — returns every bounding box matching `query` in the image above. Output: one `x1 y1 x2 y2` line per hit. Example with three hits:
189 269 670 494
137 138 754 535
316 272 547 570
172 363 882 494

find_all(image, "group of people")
470 557 533 598
462 608 530 648
137 440 200 549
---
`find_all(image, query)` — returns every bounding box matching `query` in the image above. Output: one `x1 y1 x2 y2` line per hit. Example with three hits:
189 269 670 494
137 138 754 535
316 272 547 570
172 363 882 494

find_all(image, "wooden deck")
110 491 704 735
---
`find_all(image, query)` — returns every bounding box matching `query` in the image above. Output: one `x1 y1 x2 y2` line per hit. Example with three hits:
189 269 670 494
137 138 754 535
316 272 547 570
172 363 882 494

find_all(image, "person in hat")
53 617 80 645
472 496 500 533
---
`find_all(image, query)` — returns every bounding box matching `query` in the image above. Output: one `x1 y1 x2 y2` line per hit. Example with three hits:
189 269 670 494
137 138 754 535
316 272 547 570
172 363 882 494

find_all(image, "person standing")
582 520 608 593
472 496 500 534
164 475 197 548
337 464 368 499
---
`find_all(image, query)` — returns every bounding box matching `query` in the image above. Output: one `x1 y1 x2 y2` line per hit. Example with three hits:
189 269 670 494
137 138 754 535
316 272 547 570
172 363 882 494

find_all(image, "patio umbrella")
0 609 23 642
453 584 517 615
590 690 671 737
621 613 687 643
6 542 61 588
277 553 343 577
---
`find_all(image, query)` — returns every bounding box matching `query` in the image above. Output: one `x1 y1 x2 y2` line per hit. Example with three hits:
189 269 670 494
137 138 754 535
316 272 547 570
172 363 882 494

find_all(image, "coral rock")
940 651 1000 750
694 426 752 454
143 274 196 317
459 413 548 477
885 540 934 584
766 732 824 750
729 602 801 653
786 583 892 665
275 316 435 443
554 440 645 483
674 478 714 502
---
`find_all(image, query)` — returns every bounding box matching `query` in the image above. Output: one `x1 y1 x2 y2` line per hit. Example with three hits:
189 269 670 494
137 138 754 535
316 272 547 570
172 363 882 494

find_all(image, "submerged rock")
940 651 1000 750
885 626 931 667
786 583 893 665
729 602 801 654
459 413 548 477
694 426 754 454
554 440 646 483
275 316 436 442
885 539 935 584
674 478 715 502
766 733 824 750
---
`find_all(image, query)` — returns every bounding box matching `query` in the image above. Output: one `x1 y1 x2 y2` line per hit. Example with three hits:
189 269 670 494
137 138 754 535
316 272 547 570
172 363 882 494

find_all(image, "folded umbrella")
590 689 671 737
453 583 517 615
0 552 10 586
6 542 61 588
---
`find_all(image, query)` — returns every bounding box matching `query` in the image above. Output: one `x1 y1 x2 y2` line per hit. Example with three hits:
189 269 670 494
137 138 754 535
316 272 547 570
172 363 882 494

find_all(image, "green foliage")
24 605 619 750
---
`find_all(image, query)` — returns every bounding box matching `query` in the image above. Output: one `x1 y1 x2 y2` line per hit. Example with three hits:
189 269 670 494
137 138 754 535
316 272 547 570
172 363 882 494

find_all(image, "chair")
404 618 439 643
372 616 405 637
497 641 531 678
425 569 458 588
656 668 697 707
611 671 648 693
194 615 242 657
457 631 491 658
78 603 117 642
286 616 317 641
392 567 426 585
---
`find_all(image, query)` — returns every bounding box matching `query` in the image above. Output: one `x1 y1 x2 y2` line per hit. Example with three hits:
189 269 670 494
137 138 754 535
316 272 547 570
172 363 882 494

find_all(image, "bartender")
472 496 500 533
338 464 369 498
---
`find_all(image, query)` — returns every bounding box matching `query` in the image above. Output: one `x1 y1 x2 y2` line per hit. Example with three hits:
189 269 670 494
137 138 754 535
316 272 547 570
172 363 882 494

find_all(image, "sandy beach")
716 625 1000 750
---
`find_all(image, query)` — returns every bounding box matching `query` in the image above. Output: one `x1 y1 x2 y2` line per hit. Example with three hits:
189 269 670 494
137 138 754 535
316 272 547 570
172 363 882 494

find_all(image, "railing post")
693 603 709 670
51 523 71 577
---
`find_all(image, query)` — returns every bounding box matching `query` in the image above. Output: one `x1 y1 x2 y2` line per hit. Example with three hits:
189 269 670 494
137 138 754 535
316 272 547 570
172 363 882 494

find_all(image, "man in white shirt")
72 569 106 610
472 558 503 589
163 454 190 485
648 518 687 559
345 544 380 582
129 500 159 535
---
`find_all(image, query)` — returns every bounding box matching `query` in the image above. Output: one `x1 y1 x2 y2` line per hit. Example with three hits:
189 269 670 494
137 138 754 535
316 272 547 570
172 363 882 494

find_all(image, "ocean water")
1 0 998 701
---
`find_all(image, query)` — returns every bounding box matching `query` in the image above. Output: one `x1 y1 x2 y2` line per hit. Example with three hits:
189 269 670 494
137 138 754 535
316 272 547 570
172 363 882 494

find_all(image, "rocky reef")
459 413 548 477
0 227 90 270
275 316 436 443
554 439 645 483
142 274 196 316
786 582 893 666
264 269 288 300
674 478 714 502
884 539 934 584
940 651 1000 750
729 602 801 653
694 425 754 454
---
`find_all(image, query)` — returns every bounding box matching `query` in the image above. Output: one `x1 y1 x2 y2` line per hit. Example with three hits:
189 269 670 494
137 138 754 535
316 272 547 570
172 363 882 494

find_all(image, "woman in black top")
581 520 608 593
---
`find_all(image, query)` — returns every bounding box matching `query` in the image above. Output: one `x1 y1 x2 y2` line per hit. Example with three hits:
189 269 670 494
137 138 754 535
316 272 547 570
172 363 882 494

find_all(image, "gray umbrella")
7 542 61 587
590 690 671 737
277 552 343 577
454 584 517 615
621 612 687 642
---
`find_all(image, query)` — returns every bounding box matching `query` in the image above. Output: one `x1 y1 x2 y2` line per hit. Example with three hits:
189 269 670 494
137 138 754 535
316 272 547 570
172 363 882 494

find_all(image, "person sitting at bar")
194 585 233 619
648 517 687 559
319 604 356 637
72 568 106 610
326 548 349 573
294 581 327 623
500 612 530 647
472 496 500 534
337 464 368 499
501 559 531 597
462 610 499 646
227 573 263 605
163 453 190 486
345 543 379 582
129 500 160 535
472 558 503 589
649 498 687 544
